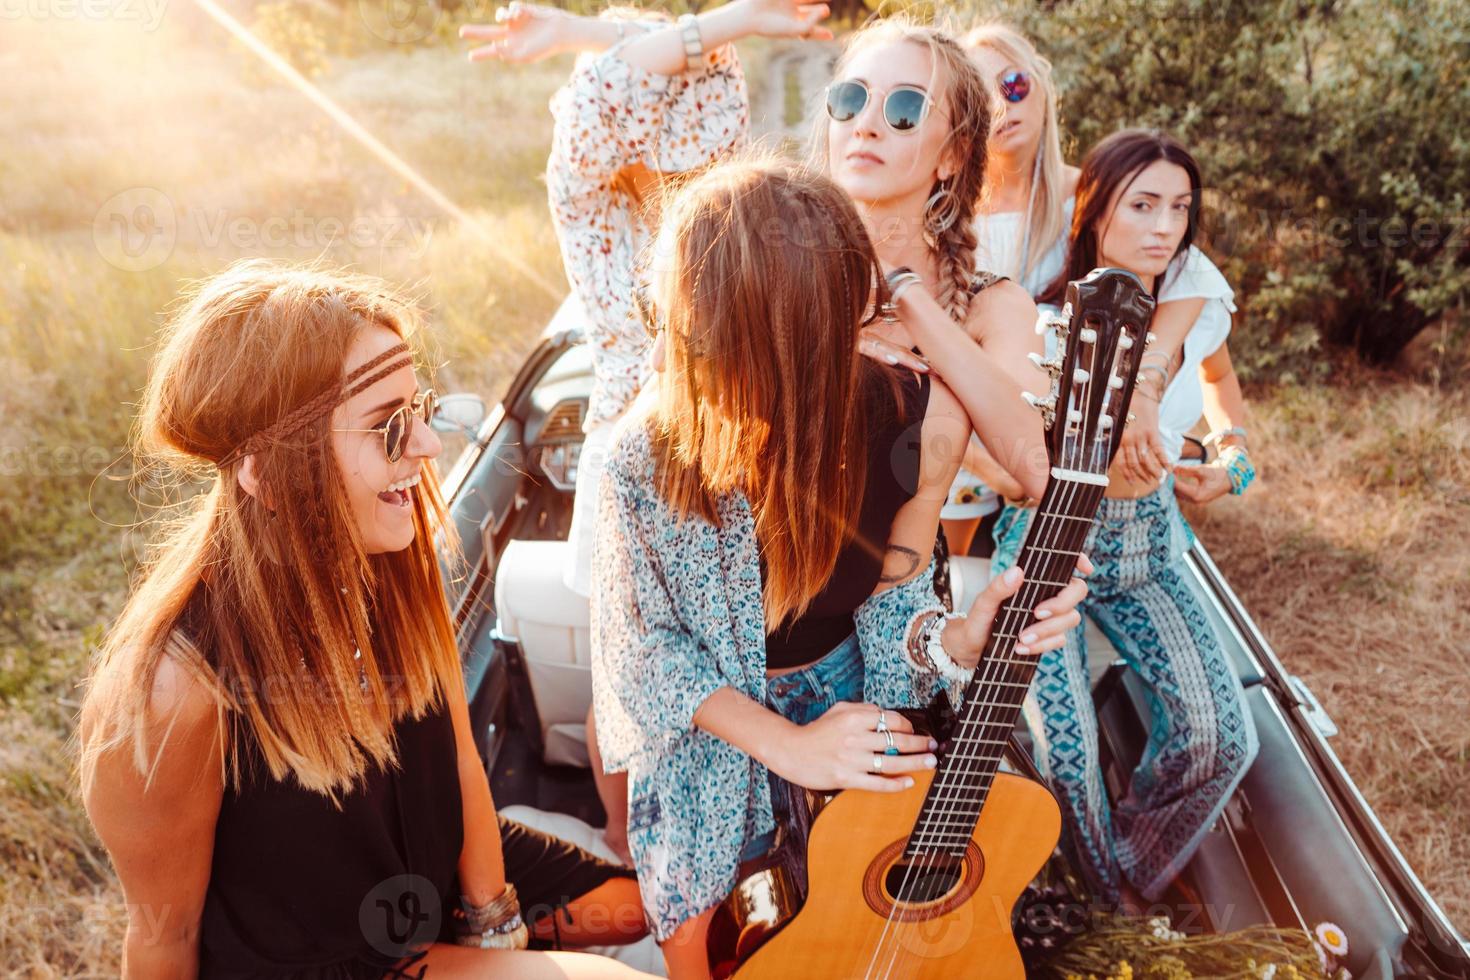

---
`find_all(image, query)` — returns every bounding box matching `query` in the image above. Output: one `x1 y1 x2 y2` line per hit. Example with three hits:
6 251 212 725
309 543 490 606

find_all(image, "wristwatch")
677 13 703 72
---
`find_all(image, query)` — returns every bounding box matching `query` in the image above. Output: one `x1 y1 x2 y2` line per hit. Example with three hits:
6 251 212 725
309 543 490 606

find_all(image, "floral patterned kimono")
589 421 954 940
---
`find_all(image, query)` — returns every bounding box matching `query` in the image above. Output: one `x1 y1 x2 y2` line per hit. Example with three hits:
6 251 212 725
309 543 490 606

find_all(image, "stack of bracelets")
454 884 529 951
1207 426 1255 495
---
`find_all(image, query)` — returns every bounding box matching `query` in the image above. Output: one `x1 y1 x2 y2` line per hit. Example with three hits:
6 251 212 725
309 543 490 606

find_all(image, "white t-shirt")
1154 247 1235 464
1036 245 1234 468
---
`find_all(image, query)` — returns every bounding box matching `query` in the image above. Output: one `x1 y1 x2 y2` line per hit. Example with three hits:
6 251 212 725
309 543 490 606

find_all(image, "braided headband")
217 342 413 469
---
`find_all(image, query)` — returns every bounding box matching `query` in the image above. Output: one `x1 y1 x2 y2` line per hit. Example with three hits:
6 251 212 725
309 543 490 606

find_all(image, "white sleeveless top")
973 196 1076 300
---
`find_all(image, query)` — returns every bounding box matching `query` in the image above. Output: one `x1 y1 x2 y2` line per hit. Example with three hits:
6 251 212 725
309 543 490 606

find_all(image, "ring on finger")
875 709 888 733
883 728 898 756
872 754 884 773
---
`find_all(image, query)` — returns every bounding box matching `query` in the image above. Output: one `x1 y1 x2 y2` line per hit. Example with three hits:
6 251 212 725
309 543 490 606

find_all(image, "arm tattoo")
878 544 922 584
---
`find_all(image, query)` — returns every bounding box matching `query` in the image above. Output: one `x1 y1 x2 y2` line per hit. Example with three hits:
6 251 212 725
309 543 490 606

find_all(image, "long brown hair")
1041 129 1203 306
813 18 994 324
78 260 463 801
650 157 895 631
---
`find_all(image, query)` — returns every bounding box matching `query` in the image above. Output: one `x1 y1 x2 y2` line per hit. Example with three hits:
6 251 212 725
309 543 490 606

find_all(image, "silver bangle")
881 271 922 323
677 13 702 72
1205 425 1248 446
924 612 974 686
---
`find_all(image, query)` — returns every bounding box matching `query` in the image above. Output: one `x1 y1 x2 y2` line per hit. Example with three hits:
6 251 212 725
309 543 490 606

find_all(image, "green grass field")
1 11 1465 975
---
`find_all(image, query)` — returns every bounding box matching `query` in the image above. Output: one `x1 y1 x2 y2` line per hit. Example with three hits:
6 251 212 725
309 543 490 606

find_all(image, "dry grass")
1186 361 1470 930
1 10 1466 978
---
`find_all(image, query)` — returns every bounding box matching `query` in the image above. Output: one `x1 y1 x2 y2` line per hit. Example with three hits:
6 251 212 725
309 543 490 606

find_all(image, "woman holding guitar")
589 155 1092 978
991 129 1260 909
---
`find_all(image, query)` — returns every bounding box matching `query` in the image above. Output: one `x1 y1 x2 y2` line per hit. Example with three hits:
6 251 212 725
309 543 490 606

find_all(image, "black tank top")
178 593 465 979
764 369 932 669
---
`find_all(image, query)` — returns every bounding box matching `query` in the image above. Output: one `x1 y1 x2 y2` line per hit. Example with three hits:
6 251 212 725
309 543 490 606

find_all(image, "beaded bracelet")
1220 444 1255 495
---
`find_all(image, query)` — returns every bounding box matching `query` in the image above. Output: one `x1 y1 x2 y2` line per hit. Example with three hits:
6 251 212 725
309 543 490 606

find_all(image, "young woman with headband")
78 262 651 978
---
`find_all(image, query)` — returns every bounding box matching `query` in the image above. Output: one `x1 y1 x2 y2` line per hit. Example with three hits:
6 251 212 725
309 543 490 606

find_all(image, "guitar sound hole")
884 853 965 905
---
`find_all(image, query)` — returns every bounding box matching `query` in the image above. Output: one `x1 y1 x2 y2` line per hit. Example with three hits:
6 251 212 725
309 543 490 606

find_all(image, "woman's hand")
860 322 929 373
730 0 833 41
461 3 580 63
766 702 937 793
1172 462 1232 505
1117 389 1168 484
942 556 1092 667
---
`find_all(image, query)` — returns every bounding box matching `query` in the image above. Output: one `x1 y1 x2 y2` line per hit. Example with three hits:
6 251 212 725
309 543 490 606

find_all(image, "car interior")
437 298 1470 979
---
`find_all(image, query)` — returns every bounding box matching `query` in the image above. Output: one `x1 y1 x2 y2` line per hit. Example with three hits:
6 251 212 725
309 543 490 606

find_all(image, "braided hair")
818 19 996 327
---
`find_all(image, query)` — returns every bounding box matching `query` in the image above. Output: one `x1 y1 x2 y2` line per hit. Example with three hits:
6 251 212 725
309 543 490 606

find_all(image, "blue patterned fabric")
739 632 866 863
991 479 1259 902
589 420 950 939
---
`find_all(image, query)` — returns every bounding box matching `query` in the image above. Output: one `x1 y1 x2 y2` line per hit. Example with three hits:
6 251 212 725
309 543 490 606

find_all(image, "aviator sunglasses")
335 389 438 463
825 80 938 134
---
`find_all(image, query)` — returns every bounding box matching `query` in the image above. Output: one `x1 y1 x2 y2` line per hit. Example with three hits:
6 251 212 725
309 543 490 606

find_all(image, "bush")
967 0 1468 381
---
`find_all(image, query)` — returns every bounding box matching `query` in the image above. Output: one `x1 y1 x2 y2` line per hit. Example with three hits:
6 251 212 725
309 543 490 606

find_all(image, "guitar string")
899 314 1102 859
865 487 1090 979
867 303 1123 978
865 310 1099 979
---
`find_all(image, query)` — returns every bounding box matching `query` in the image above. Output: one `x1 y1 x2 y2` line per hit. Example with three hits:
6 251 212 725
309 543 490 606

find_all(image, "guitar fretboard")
905 475 1107 857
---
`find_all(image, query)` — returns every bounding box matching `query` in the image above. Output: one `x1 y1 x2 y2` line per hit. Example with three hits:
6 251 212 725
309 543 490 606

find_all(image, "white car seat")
493 539 594 767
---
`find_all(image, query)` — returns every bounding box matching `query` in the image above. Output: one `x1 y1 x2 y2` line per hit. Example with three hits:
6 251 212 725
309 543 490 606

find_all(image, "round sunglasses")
999 69 1031 104
335 389 438 463
825 80 936 134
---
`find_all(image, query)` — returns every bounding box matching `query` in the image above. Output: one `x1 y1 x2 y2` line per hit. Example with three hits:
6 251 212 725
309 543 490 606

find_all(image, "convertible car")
431 297 1470 979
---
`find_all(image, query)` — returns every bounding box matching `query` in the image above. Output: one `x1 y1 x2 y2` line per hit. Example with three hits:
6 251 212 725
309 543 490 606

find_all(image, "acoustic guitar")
717 268 1157 979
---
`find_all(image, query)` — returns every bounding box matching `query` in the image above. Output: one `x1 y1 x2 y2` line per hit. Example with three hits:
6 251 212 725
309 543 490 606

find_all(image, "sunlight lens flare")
190 0 563 301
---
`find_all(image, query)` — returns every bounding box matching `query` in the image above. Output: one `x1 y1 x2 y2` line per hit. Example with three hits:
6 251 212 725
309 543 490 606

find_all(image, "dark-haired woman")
990 130 1260 908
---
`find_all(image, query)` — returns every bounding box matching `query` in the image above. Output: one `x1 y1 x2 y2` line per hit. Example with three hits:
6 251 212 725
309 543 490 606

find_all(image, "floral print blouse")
589 419 957 940
546 38 749 429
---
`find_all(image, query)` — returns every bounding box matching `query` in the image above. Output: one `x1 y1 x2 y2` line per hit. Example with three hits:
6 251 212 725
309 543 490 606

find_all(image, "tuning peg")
1079 328 1097 343
1028 352 1064 377
1099 416 1114 430
1073 368 1091 384
1038 314 1067 336
1126 412 1136 424
1145 331 1157 347
1108 374 1124 390
1021 391 1057 412
1067 408 1083 423
1118 334 1135 350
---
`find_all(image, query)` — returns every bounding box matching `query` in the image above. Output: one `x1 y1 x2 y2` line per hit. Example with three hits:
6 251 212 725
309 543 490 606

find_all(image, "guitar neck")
906 474 1107 857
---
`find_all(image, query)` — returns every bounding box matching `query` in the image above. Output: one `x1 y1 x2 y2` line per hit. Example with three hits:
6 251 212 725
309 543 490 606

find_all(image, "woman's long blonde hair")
962 22 1069 283
650 157 898 632
811 18 994 326
78 260 462 801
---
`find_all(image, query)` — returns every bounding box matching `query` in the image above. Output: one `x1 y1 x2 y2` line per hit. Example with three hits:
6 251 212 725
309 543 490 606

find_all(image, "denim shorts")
740 632 865 861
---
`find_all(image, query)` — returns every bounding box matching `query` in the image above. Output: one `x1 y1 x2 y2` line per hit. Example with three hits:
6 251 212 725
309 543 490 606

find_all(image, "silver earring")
924 182 960 235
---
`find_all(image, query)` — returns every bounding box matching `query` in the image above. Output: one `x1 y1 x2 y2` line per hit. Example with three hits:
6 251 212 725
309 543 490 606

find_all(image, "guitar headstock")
1024 268 1157 477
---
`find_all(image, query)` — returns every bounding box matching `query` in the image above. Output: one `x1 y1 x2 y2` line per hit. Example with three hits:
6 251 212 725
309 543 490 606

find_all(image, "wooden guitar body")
732 770 1060 978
